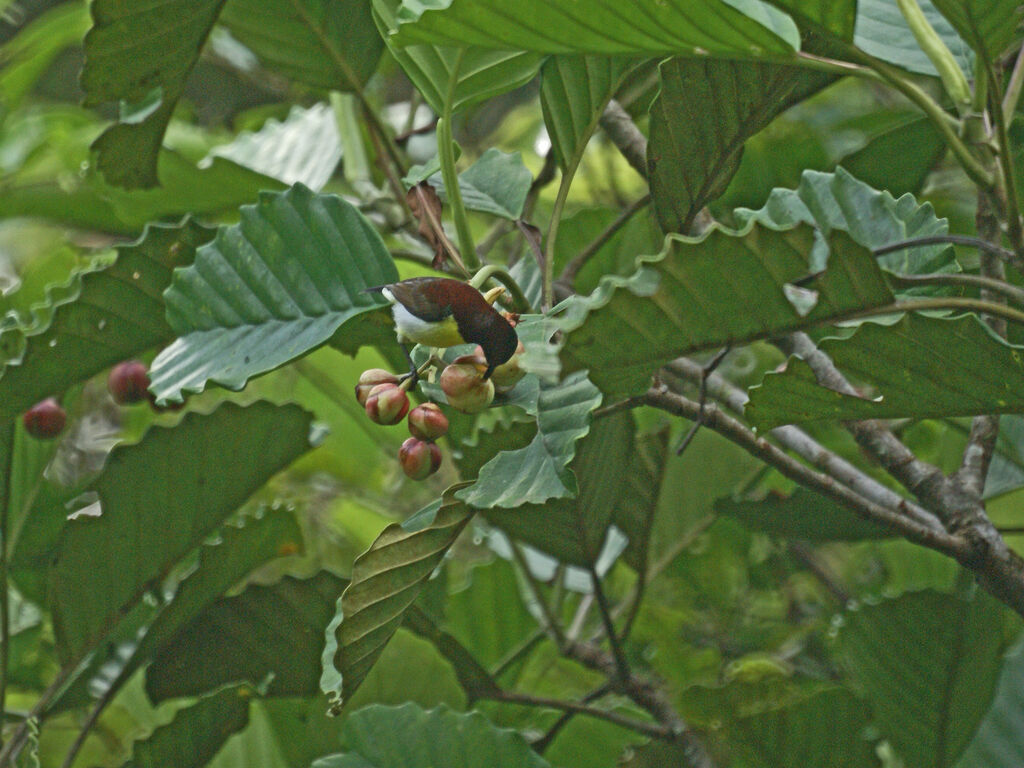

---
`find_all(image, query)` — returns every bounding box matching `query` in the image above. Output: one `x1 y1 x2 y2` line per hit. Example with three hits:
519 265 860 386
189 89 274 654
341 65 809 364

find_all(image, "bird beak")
482 286 506 305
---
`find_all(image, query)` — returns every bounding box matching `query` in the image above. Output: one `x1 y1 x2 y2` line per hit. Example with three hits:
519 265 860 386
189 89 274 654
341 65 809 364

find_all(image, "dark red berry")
108 360 150 404
408 403 448 441
365 383 410 425
23 398 66 439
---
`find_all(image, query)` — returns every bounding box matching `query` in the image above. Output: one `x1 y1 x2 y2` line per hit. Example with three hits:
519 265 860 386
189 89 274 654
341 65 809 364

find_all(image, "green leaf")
716 488 891 540
613 426 670 571
985 417 1024 499
203 103 342 190
401 606 501 700
120 684 251 768
220 0 383 91
148 185 398 403
929 0 1024 61
392 0 801 58
540 56 637 171
838 588 1005 768
435 149 533 219
482 410 634 565
736 167 957 279
313 702 552 768
51 402 313 663
49 508 303 715
648 56 829 233
456 371 603 509
82 0 228 187
854 0 973 77
146 572 344 702
958 636 1024 768
556 227 893 398
745 314 1024 430
0 219 216 422
0 3 91 109
334 495 473 703
372 0 543 114
735 688 880 767
761 0 857 40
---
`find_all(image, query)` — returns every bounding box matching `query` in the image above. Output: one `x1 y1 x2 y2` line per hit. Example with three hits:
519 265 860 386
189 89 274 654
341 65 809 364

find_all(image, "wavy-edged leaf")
202 103 341 190
220 0 382 91
335 495 473 703
838 588 1005 768
314 703 552 768
929 0 1024 62
51 402 313 663
373 0 543 115
393 0 801 58
855 0 972 77
746 314 1024 430
556 227 893 398
540 56 637 171
49 507 302 715
82 0 228 187
149 184 398 403
456 370 602 509
146 571 344 702
120 684 251 768
958 635 1024 768
481 410 633 566
737 167 957 280
717 488 891 540
649 56 829 233
0 219 215 422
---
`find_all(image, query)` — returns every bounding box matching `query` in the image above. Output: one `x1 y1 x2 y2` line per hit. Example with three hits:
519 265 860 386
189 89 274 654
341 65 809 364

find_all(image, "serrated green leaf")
838 588 1005 768
556 227 893 398
51 402 313 663
313 703 552 768
373 0 543 115
854 0 973 77
120 684 251 768
457 371 602 509
482 410 633 565
649 56 829 233
203 103 342 190
736 167 957 280
149 185 398 402
220 0 383 91
432 149 533 219
745 314 1024 430
335 495 473 703
929 0 1024 62
958 635 1024 768
48 508 303 715
540 56 637 171
716 488 891 540
146 571 344 702
82 0 228 187
0 219 215 422
392 0 801 58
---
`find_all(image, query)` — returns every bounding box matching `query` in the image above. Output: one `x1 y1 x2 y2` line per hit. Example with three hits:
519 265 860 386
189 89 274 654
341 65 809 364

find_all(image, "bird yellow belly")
392 305 465 347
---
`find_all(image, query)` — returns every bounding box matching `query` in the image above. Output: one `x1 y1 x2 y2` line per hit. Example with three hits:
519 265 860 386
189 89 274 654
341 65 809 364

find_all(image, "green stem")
890 272 1024 307
468 265 534 312
985 60 1024 257
438 50 478 271
896 0 972 112
0 422 12 748
543 173 573 310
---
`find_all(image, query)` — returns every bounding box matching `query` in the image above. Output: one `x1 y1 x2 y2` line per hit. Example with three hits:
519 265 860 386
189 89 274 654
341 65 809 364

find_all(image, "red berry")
408 403 449 440
355 368 400 406
23 398 66 439
398 437 442 480
365 383 410 425
440 363 494 413
108 360 150 404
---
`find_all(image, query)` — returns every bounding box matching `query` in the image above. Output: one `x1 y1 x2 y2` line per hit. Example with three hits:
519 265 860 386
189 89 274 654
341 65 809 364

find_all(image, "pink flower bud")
408 403 449 440
399 437 442 480
355 368 401 406
440 363 495 413
365 383 409 425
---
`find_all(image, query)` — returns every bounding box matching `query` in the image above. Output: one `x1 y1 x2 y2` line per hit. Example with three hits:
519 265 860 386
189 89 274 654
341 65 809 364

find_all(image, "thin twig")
890 273 1024 307
675 347 729 455
558 194 652 287
490 630 546 680
482 689 671 740
873 234 1015 261
587 566 630 682
985 56 1024 261
509 542 566 648
531 684 613 754
788 542 851 604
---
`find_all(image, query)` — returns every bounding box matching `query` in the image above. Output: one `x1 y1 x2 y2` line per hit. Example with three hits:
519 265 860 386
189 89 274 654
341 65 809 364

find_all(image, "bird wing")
384 278 453 322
